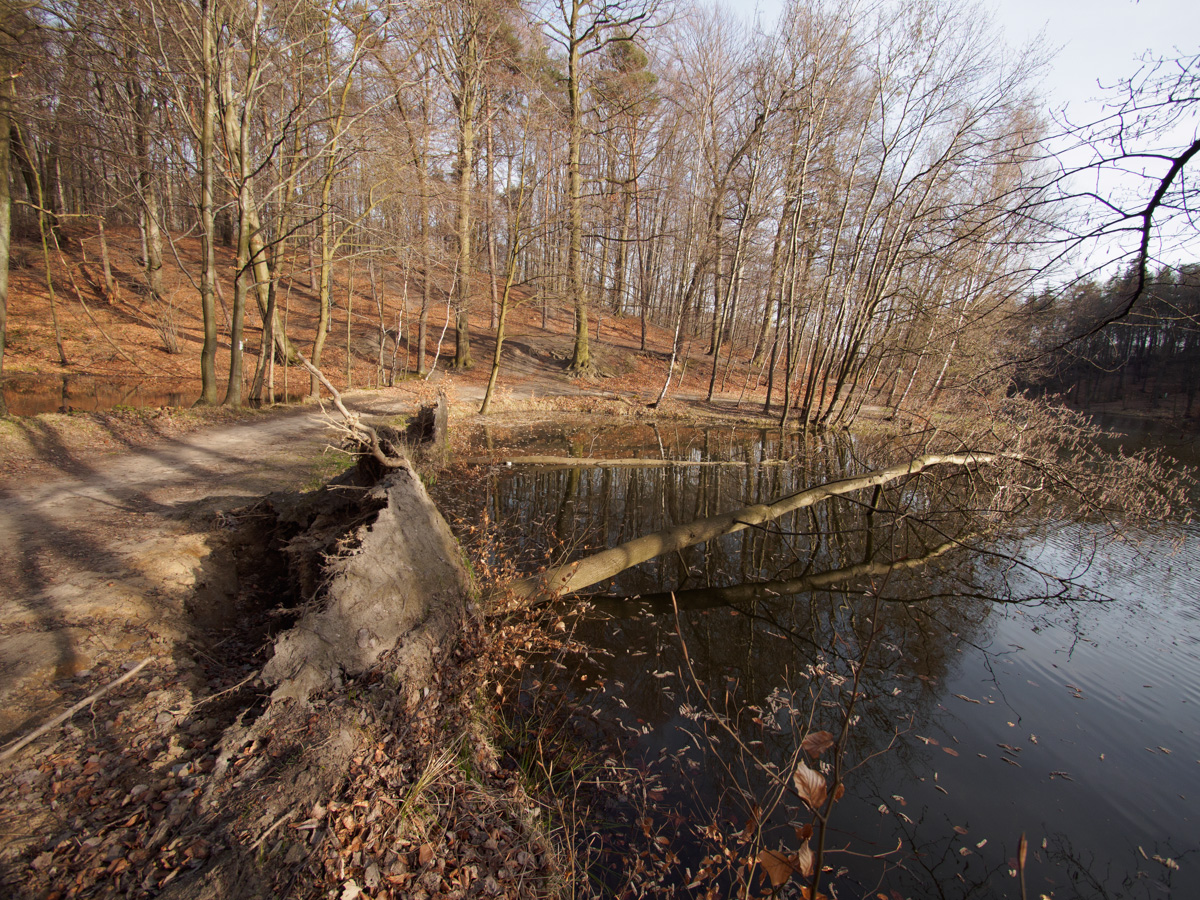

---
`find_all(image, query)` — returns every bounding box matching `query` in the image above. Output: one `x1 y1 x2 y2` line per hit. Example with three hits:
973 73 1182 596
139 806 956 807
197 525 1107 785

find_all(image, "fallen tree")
461 455 774 468
508 452 1001 599
585 537 968 616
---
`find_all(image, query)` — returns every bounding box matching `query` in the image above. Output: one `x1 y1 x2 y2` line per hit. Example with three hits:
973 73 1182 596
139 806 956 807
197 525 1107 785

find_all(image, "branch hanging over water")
461 455 790 468
508 452 1000 600
585 537 969 616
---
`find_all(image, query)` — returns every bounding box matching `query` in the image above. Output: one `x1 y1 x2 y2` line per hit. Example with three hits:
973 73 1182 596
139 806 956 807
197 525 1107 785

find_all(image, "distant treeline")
1020 265 1200 419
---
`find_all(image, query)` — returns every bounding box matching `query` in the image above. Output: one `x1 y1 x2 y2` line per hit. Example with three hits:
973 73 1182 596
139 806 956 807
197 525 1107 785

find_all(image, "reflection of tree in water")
436 420 1187 898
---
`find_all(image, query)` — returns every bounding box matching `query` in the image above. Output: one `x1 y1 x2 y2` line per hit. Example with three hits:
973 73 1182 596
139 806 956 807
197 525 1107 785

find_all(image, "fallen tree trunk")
508 452 999 599
584 537 968 616
462 455 765 468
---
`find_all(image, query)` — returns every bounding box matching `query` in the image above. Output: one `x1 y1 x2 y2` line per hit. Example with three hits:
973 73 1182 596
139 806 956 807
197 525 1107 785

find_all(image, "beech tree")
538 0 658 374
0 0 1079 425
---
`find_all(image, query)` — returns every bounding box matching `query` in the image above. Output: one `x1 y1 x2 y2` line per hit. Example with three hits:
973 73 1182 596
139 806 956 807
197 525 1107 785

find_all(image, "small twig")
0 657 155 764
1018 832 1029 900
189 671 261 711
250 808 298 852
294 353 404 470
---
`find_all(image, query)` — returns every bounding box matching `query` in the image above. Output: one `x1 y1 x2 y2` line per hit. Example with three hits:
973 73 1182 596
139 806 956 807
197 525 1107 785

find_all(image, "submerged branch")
508 452 1000 599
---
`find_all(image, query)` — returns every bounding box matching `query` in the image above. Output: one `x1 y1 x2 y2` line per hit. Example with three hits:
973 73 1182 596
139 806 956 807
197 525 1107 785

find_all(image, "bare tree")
538 0 658 374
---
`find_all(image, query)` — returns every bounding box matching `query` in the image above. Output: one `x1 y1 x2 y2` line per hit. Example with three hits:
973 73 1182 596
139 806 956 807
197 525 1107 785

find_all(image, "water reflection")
440 422 1200 899
0 373 308 416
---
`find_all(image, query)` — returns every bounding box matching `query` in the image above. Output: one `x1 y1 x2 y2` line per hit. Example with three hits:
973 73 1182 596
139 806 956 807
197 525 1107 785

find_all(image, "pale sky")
717 0 1200 269
717 0 1198 124
986 0 1198 121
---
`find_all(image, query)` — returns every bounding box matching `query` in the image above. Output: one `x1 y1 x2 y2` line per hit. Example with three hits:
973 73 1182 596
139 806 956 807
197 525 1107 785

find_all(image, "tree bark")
0 67 9 413
197 0 219 405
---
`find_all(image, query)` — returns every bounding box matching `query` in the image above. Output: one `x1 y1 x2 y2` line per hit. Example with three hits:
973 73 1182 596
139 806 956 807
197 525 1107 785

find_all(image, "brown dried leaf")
419 843 434 866
740 806 760 842
757 850 797 889
943 747 959 757
795 840 814 878
792 760 828 810
801 731 835 759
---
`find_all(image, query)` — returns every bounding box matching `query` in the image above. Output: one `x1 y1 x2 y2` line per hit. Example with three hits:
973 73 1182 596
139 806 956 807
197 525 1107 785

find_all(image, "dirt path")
0 388 434 740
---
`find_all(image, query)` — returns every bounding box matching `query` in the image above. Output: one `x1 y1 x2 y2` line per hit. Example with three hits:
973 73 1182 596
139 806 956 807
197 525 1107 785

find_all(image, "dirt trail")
0 389 429 740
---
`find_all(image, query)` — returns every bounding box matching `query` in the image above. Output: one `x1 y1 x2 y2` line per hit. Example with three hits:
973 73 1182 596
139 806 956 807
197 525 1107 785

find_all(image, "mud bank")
1 447 485 899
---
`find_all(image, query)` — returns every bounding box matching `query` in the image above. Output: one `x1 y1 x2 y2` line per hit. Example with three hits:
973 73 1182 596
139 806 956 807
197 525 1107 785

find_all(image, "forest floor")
0 225 796 898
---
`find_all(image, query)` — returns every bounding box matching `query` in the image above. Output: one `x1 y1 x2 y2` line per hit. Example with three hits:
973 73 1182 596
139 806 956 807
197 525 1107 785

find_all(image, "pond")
0 373 305 416
443 421 1199 899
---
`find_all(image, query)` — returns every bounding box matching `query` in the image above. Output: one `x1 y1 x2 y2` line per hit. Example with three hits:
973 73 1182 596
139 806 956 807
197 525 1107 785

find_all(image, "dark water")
449 422 1200 899
0 374 304 416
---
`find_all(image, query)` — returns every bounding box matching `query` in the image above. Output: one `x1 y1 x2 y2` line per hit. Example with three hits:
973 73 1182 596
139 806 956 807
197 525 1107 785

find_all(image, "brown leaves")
757 841 815 889
801 730 835 759
792 760 828 810
758 849 795 888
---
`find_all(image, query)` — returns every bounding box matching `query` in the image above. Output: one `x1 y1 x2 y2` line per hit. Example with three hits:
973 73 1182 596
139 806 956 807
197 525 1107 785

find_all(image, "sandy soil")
0 387 437 738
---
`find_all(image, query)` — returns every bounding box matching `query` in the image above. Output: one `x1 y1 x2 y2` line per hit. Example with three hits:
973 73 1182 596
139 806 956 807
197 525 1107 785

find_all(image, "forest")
0 0 1134 424
0 0 1194 425
1 2 1199 899
1022 263 1200 418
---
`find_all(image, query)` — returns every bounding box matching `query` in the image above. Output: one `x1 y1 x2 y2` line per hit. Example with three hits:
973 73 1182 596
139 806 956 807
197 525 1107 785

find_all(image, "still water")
0 374 305 415
449 421 1199 899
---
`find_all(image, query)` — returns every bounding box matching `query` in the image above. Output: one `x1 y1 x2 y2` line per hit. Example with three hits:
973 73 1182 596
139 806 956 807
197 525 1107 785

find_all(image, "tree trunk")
566 6 590 373
0 68 10 411
510 452 999 599
453 33 476 371
197 0 219 405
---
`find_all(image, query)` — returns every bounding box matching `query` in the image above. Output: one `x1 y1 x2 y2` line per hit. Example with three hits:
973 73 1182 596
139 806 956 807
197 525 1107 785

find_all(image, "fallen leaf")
954 825 969 835
419 843 434 866
943 747 959 757
953 693 980 705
